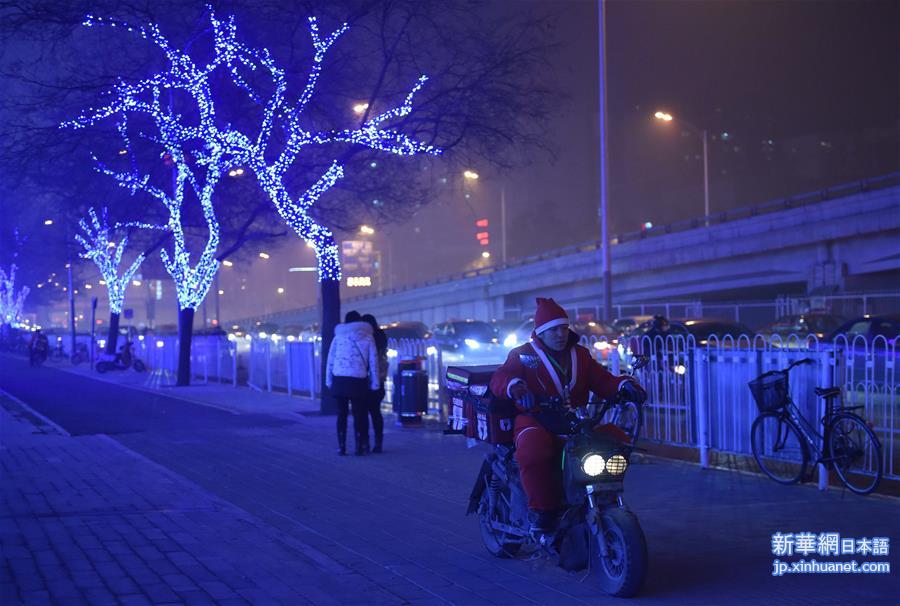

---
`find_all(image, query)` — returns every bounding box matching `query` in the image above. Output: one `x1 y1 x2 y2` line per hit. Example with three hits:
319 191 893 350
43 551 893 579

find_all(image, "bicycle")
748 358 882 495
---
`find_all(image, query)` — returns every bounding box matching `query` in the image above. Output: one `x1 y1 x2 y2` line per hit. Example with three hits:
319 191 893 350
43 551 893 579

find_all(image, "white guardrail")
115 331 898 482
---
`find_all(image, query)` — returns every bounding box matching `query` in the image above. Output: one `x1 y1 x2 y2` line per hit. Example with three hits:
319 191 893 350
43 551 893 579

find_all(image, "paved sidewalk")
38 354 319 419
0 392 376 606
2 356 899 605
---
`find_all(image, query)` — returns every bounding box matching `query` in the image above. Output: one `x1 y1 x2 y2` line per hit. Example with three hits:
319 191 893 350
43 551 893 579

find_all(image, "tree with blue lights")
74 207 145 354
64 13 229 385
0 264 30 327
65 7 440 395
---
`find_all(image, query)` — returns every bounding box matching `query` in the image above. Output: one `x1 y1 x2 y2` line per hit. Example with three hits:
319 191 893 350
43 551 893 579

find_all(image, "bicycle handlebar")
784 357 815 372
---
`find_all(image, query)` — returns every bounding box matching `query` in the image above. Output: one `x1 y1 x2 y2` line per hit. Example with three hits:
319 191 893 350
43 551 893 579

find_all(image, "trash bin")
393 357 428 424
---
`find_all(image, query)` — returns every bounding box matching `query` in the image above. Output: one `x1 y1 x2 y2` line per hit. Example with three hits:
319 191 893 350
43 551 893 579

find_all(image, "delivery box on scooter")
444 365 517 445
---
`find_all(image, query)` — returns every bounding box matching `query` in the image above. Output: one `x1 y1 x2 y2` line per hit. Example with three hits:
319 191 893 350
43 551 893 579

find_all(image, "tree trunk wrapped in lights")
0 264 30 327
74 207 144 354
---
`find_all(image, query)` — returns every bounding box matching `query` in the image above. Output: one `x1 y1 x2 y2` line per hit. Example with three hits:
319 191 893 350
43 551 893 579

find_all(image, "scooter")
467 356 650 598
96 341 146 373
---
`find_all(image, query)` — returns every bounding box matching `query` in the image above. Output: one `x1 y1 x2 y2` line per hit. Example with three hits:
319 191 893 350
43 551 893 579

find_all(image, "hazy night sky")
222 0 898 320
5 0 897 325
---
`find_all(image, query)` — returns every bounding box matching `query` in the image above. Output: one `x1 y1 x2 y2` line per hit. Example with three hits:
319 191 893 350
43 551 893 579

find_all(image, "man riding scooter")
489 298 647 537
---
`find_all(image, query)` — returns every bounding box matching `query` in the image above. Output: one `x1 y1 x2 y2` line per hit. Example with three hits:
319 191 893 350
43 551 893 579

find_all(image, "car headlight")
606 454 628 475
464 338 480 349
581 454 606 477
503 333 518 348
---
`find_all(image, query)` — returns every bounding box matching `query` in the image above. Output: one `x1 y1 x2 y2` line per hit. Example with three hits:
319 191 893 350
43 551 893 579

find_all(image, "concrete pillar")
807 242 846 293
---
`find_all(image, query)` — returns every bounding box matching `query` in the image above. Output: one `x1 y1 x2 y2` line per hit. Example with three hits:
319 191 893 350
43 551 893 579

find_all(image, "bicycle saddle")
814 386 841 398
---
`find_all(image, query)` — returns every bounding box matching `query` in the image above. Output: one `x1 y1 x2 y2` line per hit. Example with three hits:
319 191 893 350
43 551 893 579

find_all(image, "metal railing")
113 328 899 485
623 332 897 483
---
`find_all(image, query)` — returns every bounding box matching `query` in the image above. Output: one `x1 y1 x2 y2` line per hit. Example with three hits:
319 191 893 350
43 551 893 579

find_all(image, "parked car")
612 315 654 337
681 319 752 345
760 312 846 339
826 315 900 345
382 321 431 341
431 320 498 351
491 318 534 348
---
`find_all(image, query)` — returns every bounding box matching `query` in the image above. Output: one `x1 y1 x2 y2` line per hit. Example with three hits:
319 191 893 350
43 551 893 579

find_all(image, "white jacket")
325 321 380 390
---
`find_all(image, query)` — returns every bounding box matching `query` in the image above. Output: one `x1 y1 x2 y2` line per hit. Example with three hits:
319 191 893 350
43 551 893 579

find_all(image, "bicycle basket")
748 371 789 412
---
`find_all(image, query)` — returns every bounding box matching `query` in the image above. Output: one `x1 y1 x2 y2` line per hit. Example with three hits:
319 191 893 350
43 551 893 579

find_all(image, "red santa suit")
490 298 628 511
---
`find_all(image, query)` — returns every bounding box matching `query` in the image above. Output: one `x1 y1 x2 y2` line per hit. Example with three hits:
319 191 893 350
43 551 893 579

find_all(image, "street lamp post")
463 170 507 266
598 0 612 320
654 111 711 226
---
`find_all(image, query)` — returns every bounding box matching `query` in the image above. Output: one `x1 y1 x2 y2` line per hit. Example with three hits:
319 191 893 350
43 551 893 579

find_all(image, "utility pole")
598 0 612 320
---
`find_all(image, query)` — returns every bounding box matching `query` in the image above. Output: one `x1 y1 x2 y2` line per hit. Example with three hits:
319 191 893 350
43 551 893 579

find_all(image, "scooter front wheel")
591 508 647 598
133 359 146 372
96 361 111 373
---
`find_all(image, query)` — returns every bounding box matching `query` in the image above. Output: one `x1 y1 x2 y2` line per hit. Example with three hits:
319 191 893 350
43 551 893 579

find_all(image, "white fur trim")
568 347 577 391
515 426 539 449
507 378 525 399
534 317 569 335
529 338 564 397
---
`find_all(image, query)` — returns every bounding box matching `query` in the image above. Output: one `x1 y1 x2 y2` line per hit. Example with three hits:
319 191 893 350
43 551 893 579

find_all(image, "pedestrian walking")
325 310 380 455
361 313 388 453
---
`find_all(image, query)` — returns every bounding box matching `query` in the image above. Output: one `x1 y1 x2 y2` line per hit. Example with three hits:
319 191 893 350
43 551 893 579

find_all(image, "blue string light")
74 207 144 314
64 7 440 284
0 264 30 325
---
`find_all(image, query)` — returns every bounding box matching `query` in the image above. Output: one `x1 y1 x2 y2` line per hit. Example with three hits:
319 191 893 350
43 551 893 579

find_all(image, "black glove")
619 379 647 405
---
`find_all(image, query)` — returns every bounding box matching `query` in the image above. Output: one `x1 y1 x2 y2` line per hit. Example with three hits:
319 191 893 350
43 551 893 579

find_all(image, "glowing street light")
653 109 710 226
277 287 285 294
222 259 233 267
352 102 369 115
259 252 270 260
359 225 375 235
463 170 480 180
481 251 491 259
43 219 54 226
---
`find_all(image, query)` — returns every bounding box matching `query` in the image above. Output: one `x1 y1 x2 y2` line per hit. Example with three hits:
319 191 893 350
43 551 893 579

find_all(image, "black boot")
372 435 383 454
354 431 366 456
337 430 347 456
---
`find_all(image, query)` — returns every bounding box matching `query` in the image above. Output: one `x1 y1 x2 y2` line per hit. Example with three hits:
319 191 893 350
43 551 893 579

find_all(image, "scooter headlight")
581 454 606 477
606 454 628 475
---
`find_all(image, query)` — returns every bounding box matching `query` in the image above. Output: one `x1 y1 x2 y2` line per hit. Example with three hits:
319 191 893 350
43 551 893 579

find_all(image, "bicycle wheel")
827 413 882 495
751 412 807 484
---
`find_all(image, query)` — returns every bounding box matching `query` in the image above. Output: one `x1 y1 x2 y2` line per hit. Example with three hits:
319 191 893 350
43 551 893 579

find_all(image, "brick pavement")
0 392 365 606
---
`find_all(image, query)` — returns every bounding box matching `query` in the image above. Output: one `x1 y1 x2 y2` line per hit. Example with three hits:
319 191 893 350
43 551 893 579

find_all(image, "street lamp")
654 110 710 226
353 102 369 115
359 225 375 235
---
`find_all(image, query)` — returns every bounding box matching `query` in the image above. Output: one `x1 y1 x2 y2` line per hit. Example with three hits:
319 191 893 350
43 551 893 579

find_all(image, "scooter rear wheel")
478 486 521 558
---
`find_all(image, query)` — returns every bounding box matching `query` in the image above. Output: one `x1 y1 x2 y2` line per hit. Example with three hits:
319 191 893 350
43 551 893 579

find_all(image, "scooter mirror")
632 355 650 371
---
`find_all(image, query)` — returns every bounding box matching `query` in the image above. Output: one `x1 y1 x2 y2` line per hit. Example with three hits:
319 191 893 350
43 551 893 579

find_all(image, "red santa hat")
534 297 570 335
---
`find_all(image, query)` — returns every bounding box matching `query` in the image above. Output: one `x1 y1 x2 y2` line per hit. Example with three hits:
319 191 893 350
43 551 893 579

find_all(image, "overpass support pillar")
807 242 846 294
